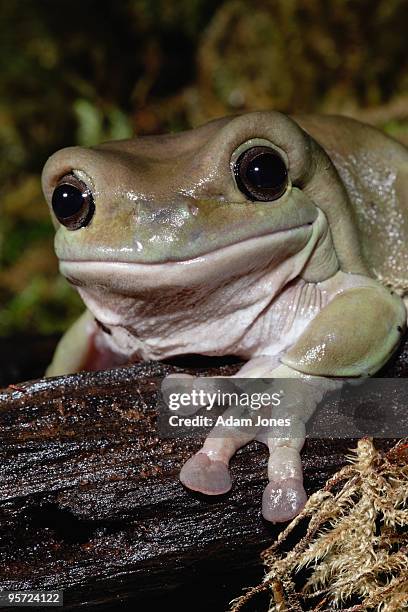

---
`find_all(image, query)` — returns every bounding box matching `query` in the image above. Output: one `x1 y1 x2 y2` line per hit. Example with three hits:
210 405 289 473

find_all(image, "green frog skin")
41 111 408 523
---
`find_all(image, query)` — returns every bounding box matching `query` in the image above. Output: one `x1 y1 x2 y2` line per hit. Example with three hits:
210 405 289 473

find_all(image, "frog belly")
78 276 327 363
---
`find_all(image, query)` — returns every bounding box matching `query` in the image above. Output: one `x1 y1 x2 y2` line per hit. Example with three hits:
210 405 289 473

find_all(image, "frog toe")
180 453 232 495
262 478 307 523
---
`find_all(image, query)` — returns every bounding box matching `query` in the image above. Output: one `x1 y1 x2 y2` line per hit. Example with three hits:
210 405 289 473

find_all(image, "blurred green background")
0 0 407 337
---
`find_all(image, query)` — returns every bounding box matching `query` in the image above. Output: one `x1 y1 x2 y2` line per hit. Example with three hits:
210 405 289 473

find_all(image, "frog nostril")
188 203 199 216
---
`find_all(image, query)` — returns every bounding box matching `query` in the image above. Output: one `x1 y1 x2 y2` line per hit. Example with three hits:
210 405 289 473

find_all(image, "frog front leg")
179 363 337 521
46 309 126 376
258 366 340 522
180 283 406 522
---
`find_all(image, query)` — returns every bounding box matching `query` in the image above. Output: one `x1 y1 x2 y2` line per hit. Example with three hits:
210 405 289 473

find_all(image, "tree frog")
42 112 408 522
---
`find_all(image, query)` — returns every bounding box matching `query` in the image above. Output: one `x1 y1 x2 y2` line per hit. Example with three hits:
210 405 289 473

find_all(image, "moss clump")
232 438 408 611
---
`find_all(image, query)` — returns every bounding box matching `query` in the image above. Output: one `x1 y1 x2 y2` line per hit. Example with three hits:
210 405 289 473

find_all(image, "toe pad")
262 478 307 523
180 453 232 495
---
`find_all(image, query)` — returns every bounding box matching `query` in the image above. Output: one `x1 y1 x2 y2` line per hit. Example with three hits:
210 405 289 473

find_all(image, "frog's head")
42 111 365 295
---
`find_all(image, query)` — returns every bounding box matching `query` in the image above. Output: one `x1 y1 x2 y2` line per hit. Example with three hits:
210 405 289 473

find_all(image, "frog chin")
59 223 313 295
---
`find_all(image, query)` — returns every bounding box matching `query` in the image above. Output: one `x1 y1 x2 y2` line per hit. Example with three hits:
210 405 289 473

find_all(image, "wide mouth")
59 224 314 292
59 222 313 267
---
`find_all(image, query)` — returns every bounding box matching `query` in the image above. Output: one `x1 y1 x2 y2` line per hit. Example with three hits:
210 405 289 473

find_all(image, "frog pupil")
51 176 95 230
52 184 86 219
234 146 288 201
246 152 286 190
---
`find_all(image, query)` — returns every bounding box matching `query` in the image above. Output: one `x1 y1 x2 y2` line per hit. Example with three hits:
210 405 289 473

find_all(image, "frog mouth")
60 223 314 292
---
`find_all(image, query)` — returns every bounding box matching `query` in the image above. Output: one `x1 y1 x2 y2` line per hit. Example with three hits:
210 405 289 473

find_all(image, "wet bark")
0 341 406 611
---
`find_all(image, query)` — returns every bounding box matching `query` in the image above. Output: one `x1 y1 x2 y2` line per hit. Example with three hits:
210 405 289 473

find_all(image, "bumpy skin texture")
42 112 408 523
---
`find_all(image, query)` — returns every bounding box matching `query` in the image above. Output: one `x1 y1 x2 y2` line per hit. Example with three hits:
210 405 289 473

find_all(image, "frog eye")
51 174 95 230
233 146 288 202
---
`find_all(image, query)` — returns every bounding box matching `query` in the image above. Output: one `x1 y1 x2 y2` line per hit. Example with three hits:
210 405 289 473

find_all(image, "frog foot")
180 452 232 495
262 478 307 523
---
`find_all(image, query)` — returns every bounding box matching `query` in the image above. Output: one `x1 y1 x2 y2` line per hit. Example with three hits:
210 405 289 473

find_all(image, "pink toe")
180 453 232 495
262 478 307 523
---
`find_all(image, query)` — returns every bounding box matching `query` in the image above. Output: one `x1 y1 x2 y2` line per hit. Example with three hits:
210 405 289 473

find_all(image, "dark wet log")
0 340 407 611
